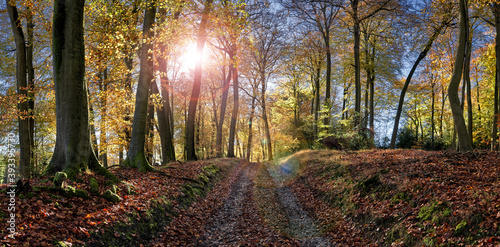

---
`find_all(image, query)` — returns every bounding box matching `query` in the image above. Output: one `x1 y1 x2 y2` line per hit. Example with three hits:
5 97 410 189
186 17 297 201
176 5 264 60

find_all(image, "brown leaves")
0 160 229 246
289 149 500 246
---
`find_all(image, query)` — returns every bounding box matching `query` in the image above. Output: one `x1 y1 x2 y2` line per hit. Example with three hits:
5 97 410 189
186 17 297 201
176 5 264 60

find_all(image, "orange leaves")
0 159 230 246
289 149 500 245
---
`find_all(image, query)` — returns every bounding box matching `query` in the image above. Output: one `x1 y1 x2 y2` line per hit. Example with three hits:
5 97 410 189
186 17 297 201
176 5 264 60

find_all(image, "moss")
391 191 412 205
89 177 99 194
61 185 88 199
111 184 117 194
356 174 381 193
63 165 83 180
418 200 451 224
102 189 120 203
385 226 413 245
63 185 76 195
25 192 34 198
196 174 209 184
75 189 89 199
455 220 468 236
53 172 67 188
202 164 219 177
53 240 69 247
121 181 136 195
423 236 435 246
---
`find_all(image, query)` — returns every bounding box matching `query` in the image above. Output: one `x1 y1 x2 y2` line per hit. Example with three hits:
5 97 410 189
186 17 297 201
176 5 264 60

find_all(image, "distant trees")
6 0 500 180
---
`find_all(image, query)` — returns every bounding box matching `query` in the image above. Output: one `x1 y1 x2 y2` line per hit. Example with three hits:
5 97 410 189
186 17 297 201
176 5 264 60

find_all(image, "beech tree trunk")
314 61 321 140
155 6 177 163
351 0 362 126
98 68 108 168
261 71 273 161
491 3 500 151
228 61 239 157
48 0 101 177
246 90 257 160
126 0 156 171
186 0 212 161
216 65 232 157
448 0 472 152
27 6 35 176
153 80 175 163
6 0 32 179
464 29 473 147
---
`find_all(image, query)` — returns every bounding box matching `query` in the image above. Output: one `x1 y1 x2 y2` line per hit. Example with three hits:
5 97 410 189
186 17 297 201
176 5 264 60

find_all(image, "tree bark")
314 61 321 140
246 90 257 160
216 65 232 157
491 3 500 151
6 0 31 179
261 71 273 161
27 6 35 176
228 61 239 157
98 68 108 167
145 82 155 164
155 6 178 163
464 29 473 147
186 0 212 161
126 0 156 171
448 0 472 152
351 0 362 126
48 0 101 178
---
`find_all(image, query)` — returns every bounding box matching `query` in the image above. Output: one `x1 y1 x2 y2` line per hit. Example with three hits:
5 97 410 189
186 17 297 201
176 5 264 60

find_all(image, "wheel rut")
199 161 334 246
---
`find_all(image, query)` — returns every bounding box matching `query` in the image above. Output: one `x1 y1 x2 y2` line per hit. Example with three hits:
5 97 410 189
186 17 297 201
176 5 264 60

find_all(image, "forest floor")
1 149 500 246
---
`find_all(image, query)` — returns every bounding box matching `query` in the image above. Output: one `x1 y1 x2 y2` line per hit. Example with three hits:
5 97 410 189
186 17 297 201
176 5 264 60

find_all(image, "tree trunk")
351 0 362 126
186 0 212 161
464 33 473 146
246 91 257 160
145 83 155 164
228 63 239 157
448 0 472 152
216 65 232 157
6 0 31 179
27 6 35 176
492 3 500 151
89 102 99 156
431 81 435 150
153 80 175 163
389 22 447 148
126 0 156 171
48 0 101 178
324 31 331 127
155 6 178 163
261 72 273 161
98 68 108 168
314 61 321 140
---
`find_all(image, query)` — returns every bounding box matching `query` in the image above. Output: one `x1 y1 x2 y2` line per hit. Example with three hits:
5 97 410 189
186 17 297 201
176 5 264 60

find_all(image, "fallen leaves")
0 159 234 246
288 149 500 246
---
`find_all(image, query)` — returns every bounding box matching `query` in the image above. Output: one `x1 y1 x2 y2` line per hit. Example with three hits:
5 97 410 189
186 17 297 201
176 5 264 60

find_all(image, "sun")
180 43 205 70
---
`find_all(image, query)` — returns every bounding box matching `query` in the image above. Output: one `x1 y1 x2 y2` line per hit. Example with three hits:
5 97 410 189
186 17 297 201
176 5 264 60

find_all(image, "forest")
1 0 500 246
1 0 500 176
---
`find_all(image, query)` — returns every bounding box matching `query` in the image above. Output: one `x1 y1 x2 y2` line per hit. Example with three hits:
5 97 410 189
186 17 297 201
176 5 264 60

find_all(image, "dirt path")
198 162 334 246
197 164 254 245
154 160 334 246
